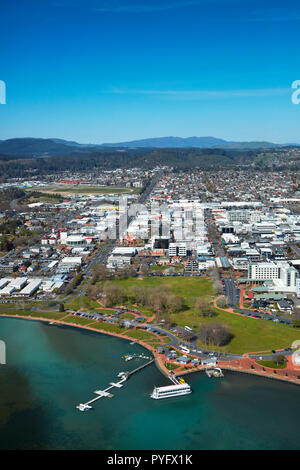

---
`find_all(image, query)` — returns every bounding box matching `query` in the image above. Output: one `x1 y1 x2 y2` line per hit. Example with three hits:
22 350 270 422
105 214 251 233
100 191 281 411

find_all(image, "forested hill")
0 136 290 157
0 140 299 178
0 147 254 177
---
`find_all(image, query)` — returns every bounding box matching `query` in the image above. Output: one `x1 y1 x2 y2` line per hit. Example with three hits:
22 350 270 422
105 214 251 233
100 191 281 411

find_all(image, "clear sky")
1 0 300 144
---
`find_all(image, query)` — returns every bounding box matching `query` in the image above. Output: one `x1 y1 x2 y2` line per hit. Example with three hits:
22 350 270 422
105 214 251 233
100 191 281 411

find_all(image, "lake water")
0 317 299 450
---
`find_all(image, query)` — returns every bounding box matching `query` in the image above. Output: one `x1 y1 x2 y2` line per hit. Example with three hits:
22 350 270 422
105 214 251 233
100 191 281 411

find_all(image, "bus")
184 326 193 332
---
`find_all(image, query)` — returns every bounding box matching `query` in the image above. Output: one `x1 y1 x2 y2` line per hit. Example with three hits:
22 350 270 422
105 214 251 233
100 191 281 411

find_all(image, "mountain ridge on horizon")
100 135 292 149
0 136 298 157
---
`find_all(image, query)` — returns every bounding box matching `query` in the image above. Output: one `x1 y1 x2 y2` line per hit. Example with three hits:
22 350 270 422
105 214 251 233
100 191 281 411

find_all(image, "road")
222 276 292 325
289 243 300 258
60 172 162 299
223 277 240 307
146 322 294 362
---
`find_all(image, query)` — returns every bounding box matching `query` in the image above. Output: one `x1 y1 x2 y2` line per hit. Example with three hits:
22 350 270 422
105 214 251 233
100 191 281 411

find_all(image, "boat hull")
151 390 192 399
151 383 192 399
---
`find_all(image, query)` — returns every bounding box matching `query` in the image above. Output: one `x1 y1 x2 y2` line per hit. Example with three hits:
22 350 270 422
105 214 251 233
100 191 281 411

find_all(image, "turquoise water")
0 317 300 450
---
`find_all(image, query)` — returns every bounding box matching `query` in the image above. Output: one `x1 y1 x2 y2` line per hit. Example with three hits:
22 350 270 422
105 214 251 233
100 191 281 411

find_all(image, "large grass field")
23 192 63 203
175 307 300 354
112 276 215 301
36 185 141 195
110 277 300 354
2 275 300 354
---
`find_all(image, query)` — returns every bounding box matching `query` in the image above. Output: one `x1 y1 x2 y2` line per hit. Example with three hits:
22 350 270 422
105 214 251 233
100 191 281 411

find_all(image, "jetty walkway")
76 358 154 411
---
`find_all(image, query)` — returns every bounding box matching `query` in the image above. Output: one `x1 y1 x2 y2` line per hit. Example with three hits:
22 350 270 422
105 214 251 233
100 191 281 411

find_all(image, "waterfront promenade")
2 312 300 386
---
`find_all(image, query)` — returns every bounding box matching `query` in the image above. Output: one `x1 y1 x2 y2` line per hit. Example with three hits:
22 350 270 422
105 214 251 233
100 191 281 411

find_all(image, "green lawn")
64 297 81 311
90 322 125 334
165 362 181 370
64 295 100 311
109 277 300 354
112 276 215 302
96 308 114 314
81 296 101 310
256 360 287 369
122 329 160 341
42 185 141 195
146 341 164 349
173 307 300 354
24 193 63 203
131 306 153 317
120 313 136 320
62 315 96 326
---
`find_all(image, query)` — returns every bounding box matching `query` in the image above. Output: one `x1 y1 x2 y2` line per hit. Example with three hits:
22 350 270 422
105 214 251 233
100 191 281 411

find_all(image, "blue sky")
1 0 300 143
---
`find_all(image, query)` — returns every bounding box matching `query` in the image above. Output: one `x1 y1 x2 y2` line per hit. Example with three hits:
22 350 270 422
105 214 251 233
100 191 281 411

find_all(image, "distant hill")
101 136 285 150
0 138 101 157
0 136 291 158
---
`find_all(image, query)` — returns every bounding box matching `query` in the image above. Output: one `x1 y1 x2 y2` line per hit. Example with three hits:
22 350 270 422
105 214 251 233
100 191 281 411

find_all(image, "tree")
102 282 126 307
139 262 149 275
59 303 65 312
216 296 227 309
181 330 196 342
165 294 185 313
130 286 150 306
194 298 216 317
273 354 286 366
92 264 109 282
86 283 102 298
198 323 232 346
207 266 222 294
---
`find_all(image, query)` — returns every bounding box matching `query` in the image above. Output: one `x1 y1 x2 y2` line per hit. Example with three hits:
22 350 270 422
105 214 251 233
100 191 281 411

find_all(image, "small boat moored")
124 355 133 361
76 404 92 411
205 367 224 378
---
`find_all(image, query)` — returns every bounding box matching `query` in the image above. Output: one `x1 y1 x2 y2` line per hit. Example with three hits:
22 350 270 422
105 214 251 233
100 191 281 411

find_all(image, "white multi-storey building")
248 262 280 280
248 261 299 292
296 278 300 298
168 242 187 257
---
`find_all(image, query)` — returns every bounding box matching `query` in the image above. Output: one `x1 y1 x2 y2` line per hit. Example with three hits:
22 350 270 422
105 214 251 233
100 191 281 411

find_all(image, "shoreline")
1 313 300 386
0 313 171 377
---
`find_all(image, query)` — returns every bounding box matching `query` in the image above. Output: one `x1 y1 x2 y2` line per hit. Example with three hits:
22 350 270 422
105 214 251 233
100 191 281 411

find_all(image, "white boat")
76 404 92 411
205 367 224 378
124 355 133 361
151 383 192 399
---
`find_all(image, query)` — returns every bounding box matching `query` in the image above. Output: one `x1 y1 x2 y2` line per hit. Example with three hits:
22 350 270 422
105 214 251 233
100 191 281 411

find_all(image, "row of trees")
84 279 233 347
88 276 221 321
65 272 83 295
101 283 186 315
207 267 222 295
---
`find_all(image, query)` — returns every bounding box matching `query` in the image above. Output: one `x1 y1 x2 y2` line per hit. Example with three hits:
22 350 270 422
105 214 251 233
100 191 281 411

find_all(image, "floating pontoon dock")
76 358 154 411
